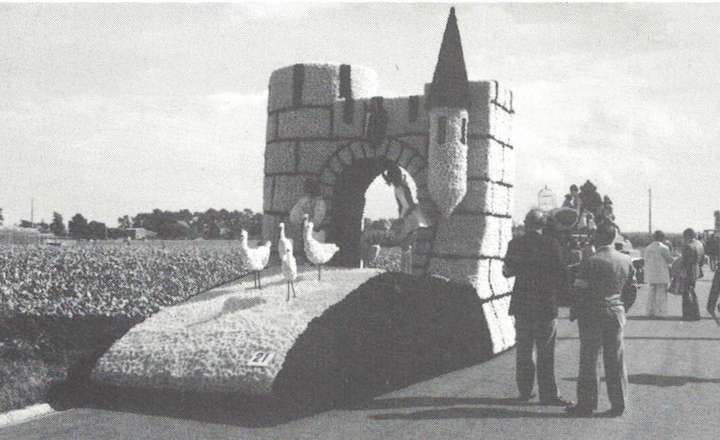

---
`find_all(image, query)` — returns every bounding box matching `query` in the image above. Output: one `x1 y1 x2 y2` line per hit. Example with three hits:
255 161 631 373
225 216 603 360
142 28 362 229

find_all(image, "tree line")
1 208 263 240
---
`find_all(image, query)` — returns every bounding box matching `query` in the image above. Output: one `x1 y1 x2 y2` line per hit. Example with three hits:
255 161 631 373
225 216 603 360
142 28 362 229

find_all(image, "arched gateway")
261 11 517 354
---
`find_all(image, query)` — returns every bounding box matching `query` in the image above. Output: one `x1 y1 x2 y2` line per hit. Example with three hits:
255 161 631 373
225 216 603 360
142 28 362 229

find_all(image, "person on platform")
566 222 634 418
643 231 674 318
680 228 704 321
382 164 431 273
562 184 582 211
503 209 573 406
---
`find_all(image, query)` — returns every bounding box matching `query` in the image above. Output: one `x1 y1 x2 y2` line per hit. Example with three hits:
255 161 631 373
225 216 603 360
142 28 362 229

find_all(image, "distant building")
107 227 157 240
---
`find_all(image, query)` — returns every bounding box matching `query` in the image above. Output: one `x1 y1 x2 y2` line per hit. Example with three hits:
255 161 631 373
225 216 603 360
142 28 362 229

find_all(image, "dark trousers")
682 280 701 321
515 317 559 401
576 310 627 411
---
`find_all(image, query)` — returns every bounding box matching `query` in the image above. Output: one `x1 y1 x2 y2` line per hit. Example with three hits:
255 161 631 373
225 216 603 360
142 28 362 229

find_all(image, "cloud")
0 91 269 226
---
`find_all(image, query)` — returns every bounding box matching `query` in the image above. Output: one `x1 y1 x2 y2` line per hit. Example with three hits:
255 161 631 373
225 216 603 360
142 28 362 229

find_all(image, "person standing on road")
503 209 573 406
707 268 720 320
680 228 704 321
566 222 634 417
643 230 674 318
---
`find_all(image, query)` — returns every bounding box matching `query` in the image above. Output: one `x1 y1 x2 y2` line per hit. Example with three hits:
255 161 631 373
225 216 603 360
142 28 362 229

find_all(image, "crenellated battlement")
268 63 378 113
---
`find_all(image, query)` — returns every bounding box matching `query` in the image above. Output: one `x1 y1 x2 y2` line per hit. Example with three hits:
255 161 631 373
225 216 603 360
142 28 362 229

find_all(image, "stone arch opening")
321 140 429 267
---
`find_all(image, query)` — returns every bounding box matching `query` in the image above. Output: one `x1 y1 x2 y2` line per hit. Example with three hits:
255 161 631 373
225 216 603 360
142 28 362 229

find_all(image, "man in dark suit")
681 228 704 321
503 209 573 405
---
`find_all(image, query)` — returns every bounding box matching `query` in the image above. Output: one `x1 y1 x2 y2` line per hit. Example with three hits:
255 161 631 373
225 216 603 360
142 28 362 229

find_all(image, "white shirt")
643 241 674 284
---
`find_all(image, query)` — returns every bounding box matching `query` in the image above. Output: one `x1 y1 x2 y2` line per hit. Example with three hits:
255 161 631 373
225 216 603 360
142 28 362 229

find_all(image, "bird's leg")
291 280 297 298
258 271 262 290
318 264 322 281
286 282 290 302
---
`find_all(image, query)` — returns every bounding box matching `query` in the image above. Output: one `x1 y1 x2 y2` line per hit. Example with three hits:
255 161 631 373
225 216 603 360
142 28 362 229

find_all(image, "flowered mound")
91 268 382 394
273 272 493 409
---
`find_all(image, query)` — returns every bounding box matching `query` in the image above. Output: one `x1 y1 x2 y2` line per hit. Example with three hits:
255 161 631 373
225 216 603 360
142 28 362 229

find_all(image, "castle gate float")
261 9 517 353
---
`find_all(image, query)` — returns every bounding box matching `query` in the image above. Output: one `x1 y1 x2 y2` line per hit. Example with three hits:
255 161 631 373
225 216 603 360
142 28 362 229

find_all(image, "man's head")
683 228 696 241
653 230 665 243
524 209 547 231
570 184 579 194
595 222 617 247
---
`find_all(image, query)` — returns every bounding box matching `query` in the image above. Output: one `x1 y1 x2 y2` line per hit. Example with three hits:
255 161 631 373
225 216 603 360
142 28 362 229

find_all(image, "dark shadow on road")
626 316 718 321
368 406 570 420
344 396 546 410
558 336 720 341
563 374 720 387
628 374 720 387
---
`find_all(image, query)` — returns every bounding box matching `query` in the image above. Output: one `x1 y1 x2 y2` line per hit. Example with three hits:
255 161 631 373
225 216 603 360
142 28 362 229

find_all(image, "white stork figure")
302 214 339 281
278 222 293 257
281 245 298 301
239 229 271 289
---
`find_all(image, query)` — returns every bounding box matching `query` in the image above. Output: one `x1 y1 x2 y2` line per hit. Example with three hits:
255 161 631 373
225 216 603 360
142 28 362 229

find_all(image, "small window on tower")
438 116 447 143
461 118 467 144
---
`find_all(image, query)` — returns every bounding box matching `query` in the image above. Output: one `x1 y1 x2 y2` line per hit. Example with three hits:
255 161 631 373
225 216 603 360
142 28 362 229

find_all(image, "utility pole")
648 188 652 235
30 197 34 228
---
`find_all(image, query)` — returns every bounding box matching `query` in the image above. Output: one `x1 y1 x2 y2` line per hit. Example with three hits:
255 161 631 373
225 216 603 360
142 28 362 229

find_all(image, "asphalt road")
3 275 720 440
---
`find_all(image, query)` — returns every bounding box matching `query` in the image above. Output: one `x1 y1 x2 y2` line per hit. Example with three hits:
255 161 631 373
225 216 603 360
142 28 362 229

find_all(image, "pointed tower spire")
429 7 470 109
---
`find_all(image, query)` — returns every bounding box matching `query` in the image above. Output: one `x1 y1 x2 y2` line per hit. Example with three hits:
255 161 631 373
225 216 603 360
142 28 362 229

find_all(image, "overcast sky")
1 2 719 233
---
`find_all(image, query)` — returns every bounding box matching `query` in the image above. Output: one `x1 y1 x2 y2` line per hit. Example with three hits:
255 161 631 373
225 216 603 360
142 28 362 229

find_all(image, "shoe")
516 393 536 402
602 407 624 417
565 405 593 417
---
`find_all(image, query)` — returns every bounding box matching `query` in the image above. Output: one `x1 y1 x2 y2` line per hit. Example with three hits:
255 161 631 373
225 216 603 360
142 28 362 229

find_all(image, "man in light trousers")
566 222 634 417
643 230 674 317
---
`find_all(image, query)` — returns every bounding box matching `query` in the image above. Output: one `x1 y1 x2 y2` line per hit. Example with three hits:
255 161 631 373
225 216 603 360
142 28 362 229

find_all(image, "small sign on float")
247 351 275 367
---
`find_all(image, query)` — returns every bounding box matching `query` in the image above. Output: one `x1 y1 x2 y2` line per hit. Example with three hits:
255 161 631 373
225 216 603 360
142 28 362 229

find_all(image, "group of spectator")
645 228 720 321
503 209 636 418
505 208 720 419
0 242 247 318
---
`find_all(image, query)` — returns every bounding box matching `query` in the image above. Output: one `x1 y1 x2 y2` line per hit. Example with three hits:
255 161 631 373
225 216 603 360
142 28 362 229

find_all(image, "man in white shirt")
643 230 675 317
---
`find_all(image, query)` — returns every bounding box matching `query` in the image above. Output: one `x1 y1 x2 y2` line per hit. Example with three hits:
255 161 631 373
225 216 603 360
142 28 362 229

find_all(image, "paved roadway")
3 276 720 440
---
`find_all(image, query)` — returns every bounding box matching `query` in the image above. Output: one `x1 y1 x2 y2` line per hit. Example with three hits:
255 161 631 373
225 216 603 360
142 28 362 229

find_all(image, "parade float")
92 8 518 405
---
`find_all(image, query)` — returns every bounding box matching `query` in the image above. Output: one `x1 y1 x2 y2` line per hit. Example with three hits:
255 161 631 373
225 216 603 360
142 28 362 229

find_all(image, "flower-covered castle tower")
261 8 516 354
427 7 470 217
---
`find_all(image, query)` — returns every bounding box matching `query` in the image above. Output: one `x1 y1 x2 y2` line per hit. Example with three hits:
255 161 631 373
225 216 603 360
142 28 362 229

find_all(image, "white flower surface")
92 268 381 395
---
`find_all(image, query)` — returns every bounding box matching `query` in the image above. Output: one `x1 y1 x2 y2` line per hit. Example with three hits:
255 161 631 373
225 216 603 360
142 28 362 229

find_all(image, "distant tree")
37 220 50 233
0 208 3 226
20 220 33 228
87 221 107 239
117 215 131 229
157 221 189 239
50 212 66 236
68 213 89 238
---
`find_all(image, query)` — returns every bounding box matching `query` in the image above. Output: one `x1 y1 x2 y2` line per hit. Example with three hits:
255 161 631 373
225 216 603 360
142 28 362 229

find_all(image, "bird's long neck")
240 235 249 250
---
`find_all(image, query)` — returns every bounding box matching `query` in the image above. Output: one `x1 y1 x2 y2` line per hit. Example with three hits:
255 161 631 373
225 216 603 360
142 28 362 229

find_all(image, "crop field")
0 240 251 319
0 240 252 413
